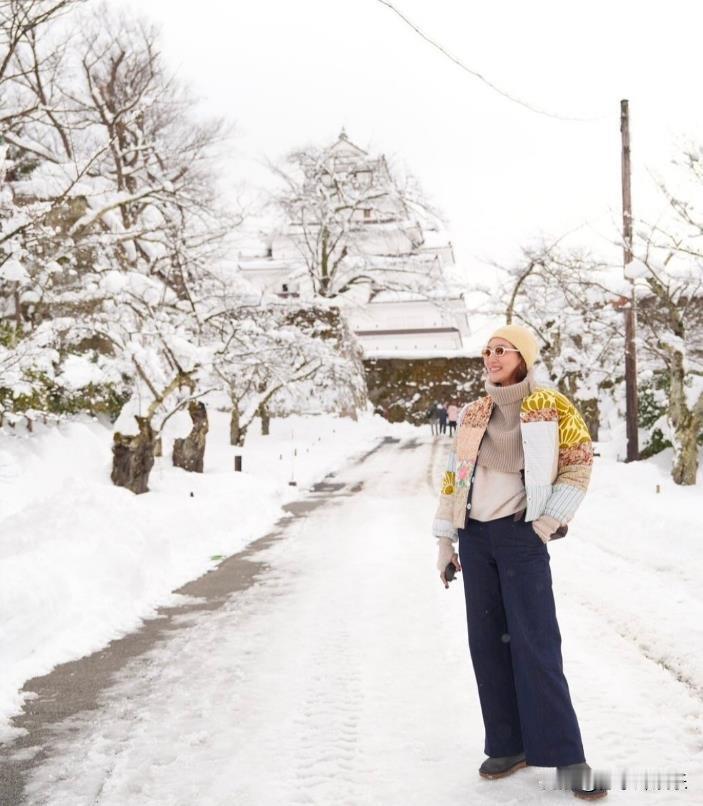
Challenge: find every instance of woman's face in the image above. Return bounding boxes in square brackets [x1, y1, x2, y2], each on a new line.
[484, 337, 523, 385]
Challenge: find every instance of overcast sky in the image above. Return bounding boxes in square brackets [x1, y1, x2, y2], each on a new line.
[116, 0, 703, 281]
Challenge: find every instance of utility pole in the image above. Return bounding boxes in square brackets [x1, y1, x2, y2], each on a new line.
[621, 99, 639, 462]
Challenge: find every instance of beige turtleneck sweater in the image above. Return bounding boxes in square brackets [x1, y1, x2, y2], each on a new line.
[469, 375, 529, 522]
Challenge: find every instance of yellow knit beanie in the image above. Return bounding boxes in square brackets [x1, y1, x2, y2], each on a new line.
[488, 324, 540, 370]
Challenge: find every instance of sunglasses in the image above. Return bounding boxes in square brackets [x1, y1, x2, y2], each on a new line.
[481, 346, 521, 359]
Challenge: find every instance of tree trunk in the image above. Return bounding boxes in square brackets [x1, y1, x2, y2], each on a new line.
[668, 350, 700, 485]
[13, 285, 22, 329]
[111, 415, 156, 494]
[579, 398, 599, 442]
[259, 402, 270, 435]
[320, 227, 330, 297]
[172, 401, 209, 473]
[671, 421, 700, 485]
[339, 401, 358, 420]
[230, 406, 247, 447]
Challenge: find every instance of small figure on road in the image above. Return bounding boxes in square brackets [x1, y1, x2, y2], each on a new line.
[437, 402, 448, 435]
[431, 324, 605, 800]
[447, 402, 459, 436]
[426, 402, 441, 436]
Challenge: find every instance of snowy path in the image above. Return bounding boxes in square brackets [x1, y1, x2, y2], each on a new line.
[7, 436, 702, 804]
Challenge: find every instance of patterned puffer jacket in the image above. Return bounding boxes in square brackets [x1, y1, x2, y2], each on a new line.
[432, 387, 593, 541]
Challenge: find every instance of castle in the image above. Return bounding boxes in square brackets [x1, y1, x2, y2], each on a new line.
[237, 131, 470, 357]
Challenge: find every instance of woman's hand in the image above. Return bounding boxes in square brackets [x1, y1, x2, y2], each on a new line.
[436, 537, 462, 588]
[532, 514, 563, 544]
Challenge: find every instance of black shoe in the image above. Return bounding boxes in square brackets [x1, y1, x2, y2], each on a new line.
[479, 751, 527, 779]
[557, 762, 608, 800]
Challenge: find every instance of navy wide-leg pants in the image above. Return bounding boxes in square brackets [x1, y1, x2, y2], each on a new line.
[458, 513, 586, 767]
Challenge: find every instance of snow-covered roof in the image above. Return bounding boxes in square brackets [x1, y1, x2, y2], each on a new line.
[237, 258, 291, 272]
[327, 129, 368, 157]
[368, 290, 464, 304]
[420, 230, 453, 250]
[363, 347, 478, 360]
[328, 129, 368, 157]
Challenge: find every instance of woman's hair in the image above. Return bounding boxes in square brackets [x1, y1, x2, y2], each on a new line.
[484, 359, 555, 394]
[509, 358, 528, 384]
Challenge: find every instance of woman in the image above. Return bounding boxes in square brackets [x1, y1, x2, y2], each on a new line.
[432, 324, 607, 801]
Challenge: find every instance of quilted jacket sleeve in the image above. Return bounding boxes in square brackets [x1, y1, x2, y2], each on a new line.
[541, 392, 594, 524]
[431, 404, 468, 542]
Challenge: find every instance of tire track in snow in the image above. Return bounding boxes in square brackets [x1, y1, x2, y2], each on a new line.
[555, 533, 703, 707]
[289, 622, 364, 804]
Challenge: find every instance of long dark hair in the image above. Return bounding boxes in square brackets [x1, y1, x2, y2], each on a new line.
[509, 357, 528, 384]
[488, 357, 528, 386]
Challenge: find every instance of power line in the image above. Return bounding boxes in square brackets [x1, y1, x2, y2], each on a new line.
[375, 0, 610, 123]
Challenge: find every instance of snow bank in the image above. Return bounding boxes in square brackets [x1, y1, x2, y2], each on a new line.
[0, 409, 415, 742]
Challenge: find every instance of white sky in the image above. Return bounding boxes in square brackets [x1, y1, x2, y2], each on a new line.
[117, 0, 703, 281]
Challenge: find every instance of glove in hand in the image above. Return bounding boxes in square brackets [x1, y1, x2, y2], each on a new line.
[532, 514, 563, 544]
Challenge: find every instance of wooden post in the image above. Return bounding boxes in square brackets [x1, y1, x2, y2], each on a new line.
[621, 99, 639, 462]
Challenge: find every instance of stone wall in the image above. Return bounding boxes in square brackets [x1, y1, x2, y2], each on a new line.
[363, 356, 485, 424]
[363, 357, 601, 440]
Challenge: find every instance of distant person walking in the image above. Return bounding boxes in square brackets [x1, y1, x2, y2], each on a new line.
[447, 403, 459, 436]
[426, 403, 440, 436]
[437, 403, 448, 435]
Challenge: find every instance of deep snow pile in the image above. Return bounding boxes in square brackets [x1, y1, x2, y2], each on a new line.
[0, 409, 416, 742]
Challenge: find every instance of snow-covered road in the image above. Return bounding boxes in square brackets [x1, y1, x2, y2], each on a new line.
[9, 435, 703, 804]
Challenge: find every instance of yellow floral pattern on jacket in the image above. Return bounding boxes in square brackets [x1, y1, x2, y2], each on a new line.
[521, 389, 591, 447]
[441, 470, 455, 496]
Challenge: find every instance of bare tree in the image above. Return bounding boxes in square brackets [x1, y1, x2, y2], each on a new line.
[486, 210, 702, 485]
[206, 302, 367, 446]
[268, 138, 446, 300]
[476, 238, 625, 437]
[0, 1, 243, 432]
[0, 0, 82, 90]
[62, 5, 238, 292]
[627, 222, 703, 485]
